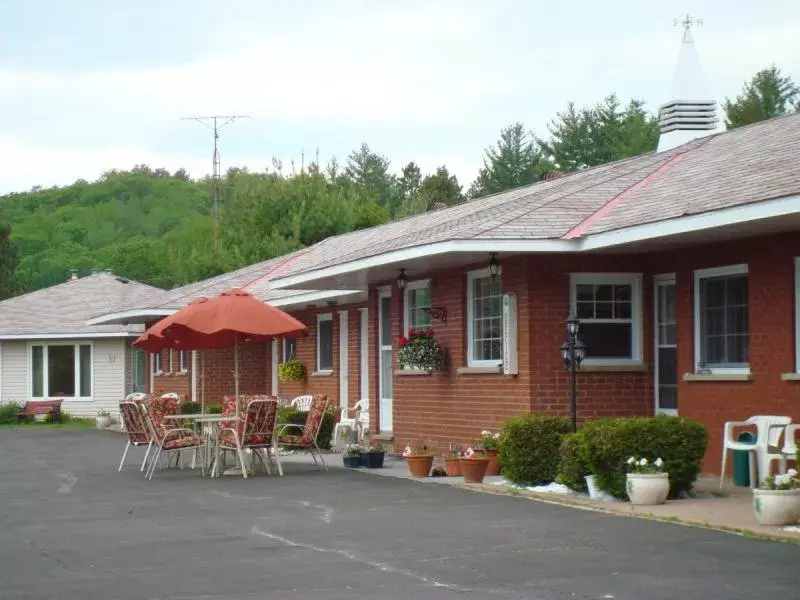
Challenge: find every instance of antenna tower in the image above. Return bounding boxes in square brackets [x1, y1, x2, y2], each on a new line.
[182, 114, 249, 247]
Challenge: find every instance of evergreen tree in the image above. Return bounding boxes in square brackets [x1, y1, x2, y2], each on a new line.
[724, 66, 800, 129]
[0, 224, 20, 300]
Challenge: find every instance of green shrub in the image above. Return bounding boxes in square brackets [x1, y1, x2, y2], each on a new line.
[499, 414, 572, 484]
[276, 405, 336, 450]
[180, 401, 203, 415]
[580, 415, 708, 499]
[557, 432, 590, 492]
[207, 404, 223, 414]
[0, 401, 22, 425]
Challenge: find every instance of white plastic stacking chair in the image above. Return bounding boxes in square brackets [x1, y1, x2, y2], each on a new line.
[720, 415, 791, 488]
[333, 399, 367, 445]
[781, 424, 800, 465]
[290, 395, 314, 412]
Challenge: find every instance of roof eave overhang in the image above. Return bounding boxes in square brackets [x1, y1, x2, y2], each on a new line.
[269, 194, 800, 290]
[87, 308, 177, 327]
[0, 332, 141, 341]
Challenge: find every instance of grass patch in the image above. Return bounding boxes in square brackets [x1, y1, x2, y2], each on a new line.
[0, 414, 95, 429]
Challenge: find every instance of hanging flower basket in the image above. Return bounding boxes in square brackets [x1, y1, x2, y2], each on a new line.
[278, 359, 306, 382]
[398, 328, 444, 372]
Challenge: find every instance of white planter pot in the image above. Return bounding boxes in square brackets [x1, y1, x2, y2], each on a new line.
[96, 416, 111, 429]
[752, 488, 800, 526]
[626, 473, 669, 505]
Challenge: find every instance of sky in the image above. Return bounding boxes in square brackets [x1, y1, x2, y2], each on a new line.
[0, 0, 798, 195]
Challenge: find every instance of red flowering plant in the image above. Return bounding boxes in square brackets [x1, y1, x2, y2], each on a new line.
[397, 328, 444, 372]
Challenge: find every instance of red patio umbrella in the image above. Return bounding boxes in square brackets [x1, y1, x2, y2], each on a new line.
[134, 289, 307, 413]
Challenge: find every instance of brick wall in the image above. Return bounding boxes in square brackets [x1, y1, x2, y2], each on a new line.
[152, 349, 193, 400]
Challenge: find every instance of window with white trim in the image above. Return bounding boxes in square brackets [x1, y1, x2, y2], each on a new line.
[316, 314, 334, 372]
[467, 268, 503, 366]
[283, 337, 297, 362]
[154, 351, 163, 374]
[694, 264, 749, 373]
[179, 350, 189, 372]
[795, 257, 800, 373]
[168, 350, 174, 373]
[30, 343, 92, 400]
[571, 273, 643, 364]
[404, 279, 431, 334]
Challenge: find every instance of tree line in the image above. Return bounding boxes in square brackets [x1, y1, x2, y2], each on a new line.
[0, 65, 797, 298]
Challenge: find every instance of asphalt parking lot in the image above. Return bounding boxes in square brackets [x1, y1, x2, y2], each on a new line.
[0, 429, 797, 600]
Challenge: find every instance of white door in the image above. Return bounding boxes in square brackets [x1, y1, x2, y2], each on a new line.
[378, 288, 393, 432]
[654, 276, 678, 415]
[359, 308, 369, 402]
[271, 339, 278, 396]
[339, 311, 349, 410]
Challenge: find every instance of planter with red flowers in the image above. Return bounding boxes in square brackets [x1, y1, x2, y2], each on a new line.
[398, 328, 444, 373]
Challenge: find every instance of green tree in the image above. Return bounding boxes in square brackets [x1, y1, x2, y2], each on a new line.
[344, 143, 400, 213]
[418, 166, 464, 210]
[468, 123, 551, 198]
[0, 225, 20, 300]
[724, 66, 800, 129]
[537, 94, 658, 172]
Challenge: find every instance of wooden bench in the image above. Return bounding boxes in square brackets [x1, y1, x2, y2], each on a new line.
[17, 400, 63, 423]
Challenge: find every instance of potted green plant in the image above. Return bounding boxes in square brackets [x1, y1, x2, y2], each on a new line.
[96, 409, 111, 429]
[403, 442, 435, 477]
[626, 456, 669, 505]
[343, 444, 362, 468]
[278, 359, 306, 382]
[753, 470, 800, 526]
[359, 443, 386, 469]
[397, 328, 444, 372]
[444, 443, 467, 476]
[459, 448, 490, 483]
[480, 429, 501, 476]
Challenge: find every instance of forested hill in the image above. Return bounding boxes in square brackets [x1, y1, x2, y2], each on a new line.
[1, 66, 793, 298]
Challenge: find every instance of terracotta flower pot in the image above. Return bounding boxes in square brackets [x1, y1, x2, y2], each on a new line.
[443, 457, 462, 477]
[483, 448, 501, 476]
[406, 455, 434, 477]
[459, 457, 490, 483]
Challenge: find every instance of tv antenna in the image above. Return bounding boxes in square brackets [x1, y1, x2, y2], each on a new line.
[182, 114, 249, 246]
[674, 14, 703, 31]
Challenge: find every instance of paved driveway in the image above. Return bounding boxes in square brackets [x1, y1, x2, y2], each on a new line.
[0, 430, 796, 600]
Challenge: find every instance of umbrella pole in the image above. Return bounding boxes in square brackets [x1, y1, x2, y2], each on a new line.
[201, 352, 205, 413]
[234, 335, 240, 418]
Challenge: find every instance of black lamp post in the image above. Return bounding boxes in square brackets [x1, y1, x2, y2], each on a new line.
[560, 316, 586, 433]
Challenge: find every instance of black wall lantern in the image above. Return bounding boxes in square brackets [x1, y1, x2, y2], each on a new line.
[560, 315, 587, 433]
[396, 268, 408, 289]
[488, 253, 501, 277]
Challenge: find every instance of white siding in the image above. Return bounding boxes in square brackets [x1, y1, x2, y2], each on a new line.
[0, 341, 29, 404]
[0, 338, 128, 418]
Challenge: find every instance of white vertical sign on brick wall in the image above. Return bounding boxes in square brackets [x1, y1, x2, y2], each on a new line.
[502, 293, 518, 375]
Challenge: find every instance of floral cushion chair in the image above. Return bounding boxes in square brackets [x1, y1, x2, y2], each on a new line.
[118, 400, 154, 472]
[141, 394, 204, 480]
[217, 396, 282, 478]
[277, 395, 330, 471]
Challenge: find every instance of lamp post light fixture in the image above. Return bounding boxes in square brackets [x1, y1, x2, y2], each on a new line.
[560, 315, 587, 433]
[397, 269, 408, 290]
[487, 253, 501, 278]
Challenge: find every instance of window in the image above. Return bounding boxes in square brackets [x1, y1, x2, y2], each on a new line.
[179, 350, 189, 373]
[795, 257, 800, 373]
[30, 343, 92, 400]
[404, 279, 431, 335]
[283, 338, 297, 362]
[154, 351, 163, 374]
[570, 273, 643, 365]
[694, 264, 749, 373]
[467, 268, 503, 366]
[316, 314, 334, 372]
[168, 350, 174, 373]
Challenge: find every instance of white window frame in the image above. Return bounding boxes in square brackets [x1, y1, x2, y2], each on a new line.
[179, 350, 188, 373]
[316, 313, 334, 373]
[282, 337, 297, 363]
[570, 273, 644, 367]
[466, 267, 503, 367]
[153, 351, 163, 375]
[168, 349, 174, 374]
[795, 257, 800, 374]
[693, 263, 750, 375]
[28, 342, 93, 401]
[403, 278, 432, 336]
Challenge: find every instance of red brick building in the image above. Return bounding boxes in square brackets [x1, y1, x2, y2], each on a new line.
[90, 31, 800, 476]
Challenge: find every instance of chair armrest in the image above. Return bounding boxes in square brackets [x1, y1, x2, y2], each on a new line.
[162, 427, 197, 441]
[723, 420, 752, 442]
[276, 423, 307, 436]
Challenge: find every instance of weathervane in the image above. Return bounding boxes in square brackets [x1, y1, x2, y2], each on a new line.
[674, 14, 703, 31]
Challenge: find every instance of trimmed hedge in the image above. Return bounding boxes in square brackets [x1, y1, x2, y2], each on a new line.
[499, 414, 572, 484]
[276, 406, 336, 450]
[557, 433, 589, 492]
[579, 415, 708, 499]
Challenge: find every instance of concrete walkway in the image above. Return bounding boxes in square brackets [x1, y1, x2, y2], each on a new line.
[311, 451, 800, 542]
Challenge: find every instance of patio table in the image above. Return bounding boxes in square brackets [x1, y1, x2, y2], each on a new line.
[164, 414, 229, 477]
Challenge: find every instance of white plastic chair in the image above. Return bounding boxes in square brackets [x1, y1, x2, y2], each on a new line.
[290, 395, 314, 412]
[333, 399, 368, 445]
[781, 424, 800, 463]
[720, 415, 791, 488]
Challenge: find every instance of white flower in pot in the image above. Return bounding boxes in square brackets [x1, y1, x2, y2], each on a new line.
[96, 410, 111, 429]
[625, 456, 669, 505]
[752, 470, 800, 526]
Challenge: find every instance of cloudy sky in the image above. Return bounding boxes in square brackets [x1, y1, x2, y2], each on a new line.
[1, 0, 798, 194]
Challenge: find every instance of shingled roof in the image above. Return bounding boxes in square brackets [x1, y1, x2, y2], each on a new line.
[0, 272, 161, 338]
[274, 112, 800, 280]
